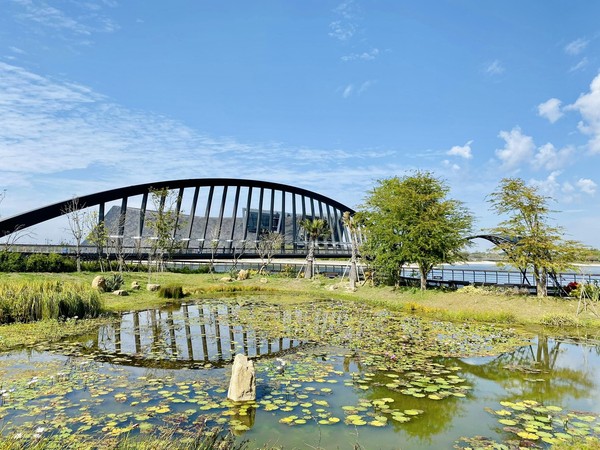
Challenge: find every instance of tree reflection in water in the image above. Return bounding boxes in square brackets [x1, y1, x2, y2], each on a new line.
[453, 334, 596, 405]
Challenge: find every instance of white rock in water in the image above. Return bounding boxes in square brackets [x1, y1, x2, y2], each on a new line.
[227, 354, 256, 401]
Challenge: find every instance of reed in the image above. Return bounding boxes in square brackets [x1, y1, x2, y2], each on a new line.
[0, 280, 103, 324]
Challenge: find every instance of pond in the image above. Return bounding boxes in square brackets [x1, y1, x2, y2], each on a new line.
[1, 300, 599, 449]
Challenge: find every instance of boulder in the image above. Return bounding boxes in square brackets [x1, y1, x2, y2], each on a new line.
[147, 283, 161, 291]
[92, 276, 106, 292]
[131, 281, 141, 290]
[113, 290, 129, 296]
[227, 354, 256, 401]
[237, 269, 249, 281]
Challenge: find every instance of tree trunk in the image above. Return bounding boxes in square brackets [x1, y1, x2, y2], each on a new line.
[419, 266, 428, 290]
[305, 240, 315, 279]
[535, 268, 548, 297]
[349, 260, 357, 289]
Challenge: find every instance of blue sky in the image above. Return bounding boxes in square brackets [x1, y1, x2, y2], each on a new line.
[1, 1, 600, 247]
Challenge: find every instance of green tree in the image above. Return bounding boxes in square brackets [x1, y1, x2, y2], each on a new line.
[488, 178, 587, 297]
[358, 172, 473, 290]
[299, 218, 330, 279]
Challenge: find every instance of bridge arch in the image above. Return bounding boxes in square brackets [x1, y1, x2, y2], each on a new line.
[0, 178, 355, 256]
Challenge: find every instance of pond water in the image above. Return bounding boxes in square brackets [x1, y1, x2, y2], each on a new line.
[1, 301, 600, 449]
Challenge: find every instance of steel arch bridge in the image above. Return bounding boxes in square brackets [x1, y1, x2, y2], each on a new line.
[0, 178, 356, 258]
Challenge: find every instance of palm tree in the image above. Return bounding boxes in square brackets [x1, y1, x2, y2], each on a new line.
[342, 211, 359, 289]
[299, 218, 330, 279]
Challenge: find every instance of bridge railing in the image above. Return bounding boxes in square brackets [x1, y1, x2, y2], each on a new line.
[401, 267, 600, 288]
[4, 242, 353, 258]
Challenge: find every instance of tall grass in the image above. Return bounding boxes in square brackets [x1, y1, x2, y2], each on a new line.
[0, 280, 103, 324]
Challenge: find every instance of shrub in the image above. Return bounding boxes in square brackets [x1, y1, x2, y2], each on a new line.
[0, 251, 26, 272]
[104, 273, 124, 292]
[167, 265, 210, 274]
[158, 284, 184, 299]
[540, 313, 579, 328]
[280, 264, 297, 278]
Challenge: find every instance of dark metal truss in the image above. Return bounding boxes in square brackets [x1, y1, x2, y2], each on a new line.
[0, 178, 355, 254]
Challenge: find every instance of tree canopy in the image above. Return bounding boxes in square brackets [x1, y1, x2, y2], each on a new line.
[358, 172, 473, 290]
[488, 177, 587, 297]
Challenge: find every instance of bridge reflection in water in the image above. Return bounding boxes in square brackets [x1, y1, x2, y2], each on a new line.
[92, 303, 306, 368]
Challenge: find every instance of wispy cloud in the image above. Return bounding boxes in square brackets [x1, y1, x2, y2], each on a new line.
[564, 38, 589, 56]
[328, 0, 360, 41]
[0, 62, 397, 216]
[11, 0, 119, 38]
[339, 80, 376, 98]
[485, 60, 505, 76]
[569, 57, 589, 72]
[341, 48, 379, 62]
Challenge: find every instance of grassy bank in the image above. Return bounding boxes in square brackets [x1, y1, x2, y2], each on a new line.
[1, 269, 599, 352]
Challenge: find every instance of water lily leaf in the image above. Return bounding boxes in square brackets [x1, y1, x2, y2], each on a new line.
[517, 431, 539, 440]
[498, 419, 517, 426]
[369, 420, 386, 427]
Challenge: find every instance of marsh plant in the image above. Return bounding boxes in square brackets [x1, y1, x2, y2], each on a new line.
[104, 273, 124, 292]
[157, 284, 184, 299]
[0, 280, 103, 324]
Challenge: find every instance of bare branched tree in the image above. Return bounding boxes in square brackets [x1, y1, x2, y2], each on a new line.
[85, 212, 109, 272]
[146, 188, 185, 272]
[62, 197, 89, 272]
[256, 231, 283, 275]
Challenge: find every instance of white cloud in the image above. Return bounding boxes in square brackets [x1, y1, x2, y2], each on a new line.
[567, 73, 600, 153]
[357, 80, 375, 94]
[495, 127, 535, 169]
[342, 84, 354, 98]
[485, 60, 505, 76]
[529, 171, 573, 201]
[341, 48, 379, 61]
[329, 20, 355, 41]
[565, 38, 589, 56]
[577, 178, 597, 195]
[329, 0, 359, 41]
[442, 160, 461, 172]
[11, 0, 119, 37]
[8, 46, 26, 54]
[447, 140, 473, 159]
[532, 143, 574, 171]
[339, 80, 375, 98]
[537, 98, 563, 123]
[569, 57, 589, 73]
[0, 62, 400, 219]
[530, 173, 596, 203]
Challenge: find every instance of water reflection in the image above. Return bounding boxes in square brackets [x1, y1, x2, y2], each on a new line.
[3, 300, 600, 449]
[454, 334, 597, 406]
[87, 303, 307, 368]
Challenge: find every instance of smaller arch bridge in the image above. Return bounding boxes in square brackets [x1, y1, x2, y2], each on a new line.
[0, 178, 355, 258]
